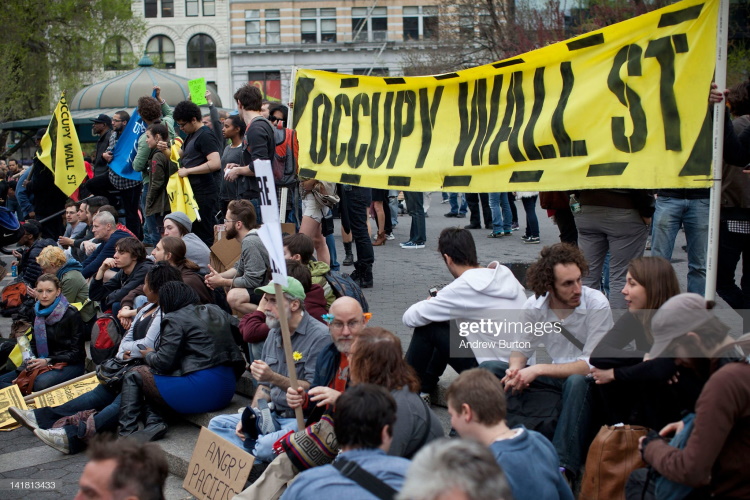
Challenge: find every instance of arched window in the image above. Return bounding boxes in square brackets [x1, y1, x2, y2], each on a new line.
[104, 37, 134, 70]
[146, 35, 176, 69]
[187, 34, 217, 68]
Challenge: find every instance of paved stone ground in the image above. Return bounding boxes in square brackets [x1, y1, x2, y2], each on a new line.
[0, 192, 742, 499]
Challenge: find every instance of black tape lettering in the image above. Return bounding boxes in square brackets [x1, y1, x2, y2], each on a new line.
[310, 93, 332, 163]
[387, 90, 416, 169]
[416, 86, 444, 169]
[552, 62, 575, 157]
[454, 81, 476, 166]
[292, 77, 315, 129]
[488, 74, 515, 164]
[607, 44, 647, 153]
[679, 108, 712, 176]
[471, 78, 489, 165]
[645, 36, 684, 151]
[367, 92, 394, 168]
[348, 93, 370, 168]
[523, 67, 546, 160]
[329, 94, 351, 166]
[481, 75, 504, 160]
[508, 72, 528, 162]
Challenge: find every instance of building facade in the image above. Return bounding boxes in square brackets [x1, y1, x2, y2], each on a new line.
[229, 1, 442, 103]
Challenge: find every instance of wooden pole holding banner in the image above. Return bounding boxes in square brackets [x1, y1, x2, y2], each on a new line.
[288, 67, 297, 130]
[23, 372, 97, 404]
[705, 0, 731, 301]
[273, 284, 306, 430]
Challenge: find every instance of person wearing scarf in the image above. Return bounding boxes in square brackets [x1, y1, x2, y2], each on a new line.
[36, 246, 96, 330]
[0, 274, 85, 391]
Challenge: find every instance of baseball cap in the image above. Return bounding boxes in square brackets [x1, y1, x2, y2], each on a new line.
[255, 277, 306, 301]
[649, 293, 717, 358]
[90, 114, 112, 127]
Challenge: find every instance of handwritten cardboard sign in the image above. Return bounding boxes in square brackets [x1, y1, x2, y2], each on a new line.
[183, 427, 254, 500]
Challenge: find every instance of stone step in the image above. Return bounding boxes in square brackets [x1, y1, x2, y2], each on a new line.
[159, 420, 202, 479]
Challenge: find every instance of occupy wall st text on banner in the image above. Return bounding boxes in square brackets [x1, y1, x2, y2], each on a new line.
[293, 0, 718, 193]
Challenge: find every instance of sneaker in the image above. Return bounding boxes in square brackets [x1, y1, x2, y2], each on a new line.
[487, 232, 508, 238]
[401, 241, 425, 249]
[34, 428, 70, 454]
[521, 235, 530, 241]
[523, 236, 540, 244]
[419, 393, 431, 405]
[9, 407, 38, 431]
[400, 241, 413, 247]
[386, 233, 395, 240]
[256, 400, 278, 436]
[440, 199, 449, 204]
[511, 223, 519, 231]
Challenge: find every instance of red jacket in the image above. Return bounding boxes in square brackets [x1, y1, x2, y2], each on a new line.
[240, 284, 329, 343]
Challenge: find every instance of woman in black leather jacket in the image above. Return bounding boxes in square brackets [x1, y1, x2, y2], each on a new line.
[118, 281, 245, 440]
[0, 274, 85, 391]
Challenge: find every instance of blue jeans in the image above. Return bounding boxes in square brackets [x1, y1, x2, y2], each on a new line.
[448, 193, 468, 215]
[405, 191, 426, 244]
[388, 190, 399, 226]
[207, 412, 298, 463]
[34, 384, 120, 454]
[651, 196, 709, 295]
[0, 363, 85, 391]
[520, 196, 539, 237]
[489, 193, 512, 233]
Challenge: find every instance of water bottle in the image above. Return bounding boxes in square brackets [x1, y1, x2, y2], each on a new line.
[16, 334, 35, 361]
[11, 265, 17, 277]
[569, 194, 582, 214]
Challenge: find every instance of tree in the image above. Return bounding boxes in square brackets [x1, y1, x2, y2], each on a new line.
[0, 0, 144, 157]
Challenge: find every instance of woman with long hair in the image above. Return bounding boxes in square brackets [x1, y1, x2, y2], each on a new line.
[0, 274, 85, 391]
[219, 114, 246, 216]
[118, 282, 245, 438]
[590, 256, 701, 429]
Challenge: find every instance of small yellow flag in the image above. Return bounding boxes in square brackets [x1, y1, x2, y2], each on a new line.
[166, 139, 201, 221]
[36, 91, 87, 197]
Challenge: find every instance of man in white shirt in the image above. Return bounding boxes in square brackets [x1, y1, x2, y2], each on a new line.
[483, 243, 612, 484]
[404, 228, 527, 398]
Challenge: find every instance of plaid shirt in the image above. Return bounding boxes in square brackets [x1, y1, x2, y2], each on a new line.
[107, 130, 141, 190]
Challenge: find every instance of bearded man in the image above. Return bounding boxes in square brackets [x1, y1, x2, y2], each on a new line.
[206, 276, 331, 461]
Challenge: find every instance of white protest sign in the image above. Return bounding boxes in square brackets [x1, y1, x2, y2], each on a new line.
[254, 159, 288, 286]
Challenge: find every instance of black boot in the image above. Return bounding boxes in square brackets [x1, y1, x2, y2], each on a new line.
[118, 371, 145, 437]
[130, 404, 167, 443]
[342, 242, 354, 266]
[357, 263, 373, 289]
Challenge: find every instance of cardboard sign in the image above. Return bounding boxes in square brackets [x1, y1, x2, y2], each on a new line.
[0, 385, 27, 429]
[32, 373, 100, 408]
[183, 427, 253, 500]
[189, 78, 209, 105]
[254, 159, 288, 286]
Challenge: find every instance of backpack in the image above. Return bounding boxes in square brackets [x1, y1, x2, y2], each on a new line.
[272, 127, 299, 187]
[324, 271, 369, 313]
[1, 282, 27, 310]
[91, 313, 125, 365]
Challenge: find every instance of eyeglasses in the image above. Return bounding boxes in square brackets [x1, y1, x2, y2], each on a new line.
[269, 116, 280, 122]
[112, 118, 122, 123]
[224, 218, 239, 224]
[330, 320, 362, 332]
[176, 121, 189, 130]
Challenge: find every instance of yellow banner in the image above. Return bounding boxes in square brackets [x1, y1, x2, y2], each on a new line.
[0, 385, 27, 429]
[37, 91, 88, 197]
[32, 373, 100, 408]
[293, 0, 718, 192]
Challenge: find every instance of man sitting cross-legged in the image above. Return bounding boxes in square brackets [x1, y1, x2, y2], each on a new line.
[481, 243, 613, 484]
[207, 277, 330, 462]
[447, 368, 573, 500]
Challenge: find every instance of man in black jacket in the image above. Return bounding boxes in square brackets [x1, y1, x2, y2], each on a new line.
[10, 220, 56, 287]
[89, 237, 152, 315]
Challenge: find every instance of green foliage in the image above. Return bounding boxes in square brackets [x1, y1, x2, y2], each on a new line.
[0, 0, 145, 123]
[728, 42, 750, 88]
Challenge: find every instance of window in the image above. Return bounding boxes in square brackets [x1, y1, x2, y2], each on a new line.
[352, 7, 387, 42]
[146, 35, 175, 69]
[301, 8, 337, 44]
[186, 0, 198, 16]
[203, 0, 215, 16]
[145, 0, 157, 17]
[104, 37, 134, 70]
[353, 67, 389, 76]
[403, 6, 438, 41]
[187, 34, 216, 68]
[248, 71, 281, 100]
[245, 10, 260, 45]
[266, 9, 280, 45]
[459, 13, 474, 37]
